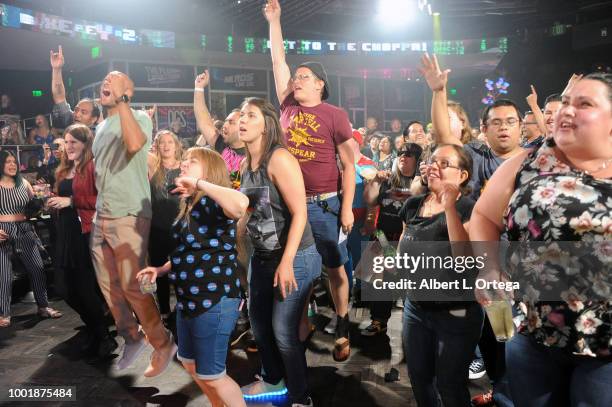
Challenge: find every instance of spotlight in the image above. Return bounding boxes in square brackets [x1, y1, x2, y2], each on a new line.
[377, 0, 415, 26]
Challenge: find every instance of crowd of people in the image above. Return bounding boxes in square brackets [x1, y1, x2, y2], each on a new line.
[0, 0, 610, 406]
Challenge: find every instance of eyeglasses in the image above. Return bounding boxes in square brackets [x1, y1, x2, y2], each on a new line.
[292, 74, 314, 82]
[523, 121, 538, 125]
[488, 118, 519, 128]
[427, 158, 461, 170]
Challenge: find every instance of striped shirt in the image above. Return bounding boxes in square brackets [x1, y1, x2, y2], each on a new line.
[0, 182, 29, 215]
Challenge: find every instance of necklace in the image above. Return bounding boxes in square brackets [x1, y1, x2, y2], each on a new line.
[564, 155, 612, 176]
[583, 157, 612, 175]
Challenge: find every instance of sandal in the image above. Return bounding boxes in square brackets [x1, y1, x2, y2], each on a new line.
[0, 316, 10, 328]
[38, 307, 63, 319]
[333, 337, 351, 362]
[333, 315, 351, 362]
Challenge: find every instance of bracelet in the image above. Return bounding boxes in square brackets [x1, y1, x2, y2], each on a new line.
[194, 88, 205, 92]
[196, 178, 205, 189]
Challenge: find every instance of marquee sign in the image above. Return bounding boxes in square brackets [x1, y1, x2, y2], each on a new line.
[0, 3, 175, 48]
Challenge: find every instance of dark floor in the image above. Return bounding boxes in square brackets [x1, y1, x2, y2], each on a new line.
[0, 296, 491, 406]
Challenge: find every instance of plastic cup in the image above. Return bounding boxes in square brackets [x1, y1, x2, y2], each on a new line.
[485, 300, 515, 342]
[139, 278, 157, 295]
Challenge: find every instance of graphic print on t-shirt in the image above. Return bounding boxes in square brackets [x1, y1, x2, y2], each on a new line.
[242, 186, 281, 251]
[286, 112, 324, 162]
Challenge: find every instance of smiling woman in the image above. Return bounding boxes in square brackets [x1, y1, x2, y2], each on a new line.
[0, 150, 62, 328]
[469, 73, 612, 406]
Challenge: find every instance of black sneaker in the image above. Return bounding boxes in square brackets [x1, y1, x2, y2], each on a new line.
[468, 358, 486, 380]
[360, 320, 387, 337]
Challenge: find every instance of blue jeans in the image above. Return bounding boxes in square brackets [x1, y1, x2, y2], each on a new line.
[249, 244, 322, 404]
[176, 297, 241, 379]
[307, 196, 348, 268]
[506, 333, 612, 407]
[403, 301, 484, 407]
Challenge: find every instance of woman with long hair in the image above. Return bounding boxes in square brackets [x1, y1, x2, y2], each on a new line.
[147, 130, 183, 322]
[361, 143, 422, 336]
[0, 150, 62, 327]
[237, 97, 321, 406]
[375, 135, 396, 171]
[138, 147, 248, 407]
[47, 123, 115, 358]
[470, 73, 612, 406]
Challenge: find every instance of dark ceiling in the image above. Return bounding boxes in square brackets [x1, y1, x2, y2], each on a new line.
[4, 0, 612, 41]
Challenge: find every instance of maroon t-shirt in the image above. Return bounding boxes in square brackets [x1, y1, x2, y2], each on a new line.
[280, 93, 353, 195]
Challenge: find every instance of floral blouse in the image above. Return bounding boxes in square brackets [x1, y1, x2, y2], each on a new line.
[504, 140, 611, 357]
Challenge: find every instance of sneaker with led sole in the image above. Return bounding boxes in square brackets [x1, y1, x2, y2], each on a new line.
[241, 375, 287, 400]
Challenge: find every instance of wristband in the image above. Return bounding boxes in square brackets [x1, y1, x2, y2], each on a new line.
[196, 178, 205, 189]
[194, 88, 205, 92]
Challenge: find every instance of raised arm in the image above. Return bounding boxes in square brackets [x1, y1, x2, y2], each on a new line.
[264, 0, 292, 104]
[173, 176, 249, 220]
[419, 53, 462, 146]
[108, 74, 148, 155]
[526, 85, 547, 136]
[193, 71, 219, 147]
[50, 46, 66, 104]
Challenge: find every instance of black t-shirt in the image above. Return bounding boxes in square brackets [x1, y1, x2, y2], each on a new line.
[214, 137, 246, 157]
[398, 194, 476, 307]
[377, 178, 413, 241]
[169, 195, 241, 318]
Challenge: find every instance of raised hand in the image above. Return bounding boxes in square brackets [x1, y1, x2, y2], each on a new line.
[440, 182, 460, 211]
[419, 53, 450, 92]
[563, 73, 583, 95]
[263, 0, 281, 22]
[107, 73, 129, 100]
[195, 70, 210, 89]
[50, 46, 64, 69]
[526, 85, 538, 108]
[146, 104, 157, 119]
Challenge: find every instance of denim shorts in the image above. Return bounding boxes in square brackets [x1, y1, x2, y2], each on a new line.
[307, 195, 349, 268]
[176, 296, 241, 379]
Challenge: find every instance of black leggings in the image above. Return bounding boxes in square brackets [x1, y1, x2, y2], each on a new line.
[148, 227, 173, 315]
[62, 233, 109, 337]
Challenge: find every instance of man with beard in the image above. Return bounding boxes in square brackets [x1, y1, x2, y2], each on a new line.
[193, 70, 246, 174]
[90, 71, 176, 377]
[50, 46, 100, 130]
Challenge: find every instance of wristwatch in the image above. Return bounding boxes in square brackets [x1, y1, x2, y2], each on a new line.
[116, 94, 130, 104]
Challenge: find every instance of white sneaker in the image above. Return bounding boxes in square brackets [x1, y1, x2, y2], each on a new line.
[323, 316, 337, 335]
[292, 396, 314, 407]
[116, 336, 147, 370]
[143, 334, 178, 377]
[241, 375, 287, 400]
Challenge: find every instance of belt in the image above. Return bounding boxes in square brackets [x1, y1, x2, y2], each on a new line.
[306, 191, 338, 203]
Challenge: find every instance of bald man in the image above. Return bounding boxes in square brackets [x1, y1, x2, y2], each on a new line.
[90, 71, 176, 377]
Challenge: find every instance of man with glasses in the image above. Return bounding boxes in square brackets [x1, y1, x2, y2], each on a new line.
[431, 98, 523, 200]
[521, 111, 544, 148]
[265, 0, 355, 365]
[50, 46, 100, 130]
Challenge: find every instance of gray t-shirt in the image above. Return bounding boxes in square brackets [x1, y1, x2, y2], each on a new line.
[92, 109, 153, 218]
[463, 143, 504, 200]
